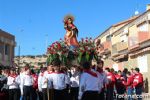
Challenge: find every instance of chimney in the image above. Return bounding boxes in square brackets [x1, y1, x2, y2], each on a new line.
[146, 4, 150, 11]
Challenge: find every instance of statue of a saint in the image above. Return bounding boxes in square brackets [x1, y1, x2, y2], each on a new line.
[64, 15, 79, 49]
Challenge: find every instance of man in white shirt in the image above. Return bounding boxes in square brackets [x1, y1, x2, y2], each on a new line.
[78, 62, 100, 100]
[96, 60, 108, 100]
[21, 68, 34, 100]
[70, 66, 80, 100]
[7, 68, 20, 100]
[50, 60, 70, 100]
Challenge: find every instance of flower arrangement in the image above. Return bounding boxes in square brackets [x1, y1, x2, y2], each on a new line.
[47, 37, 98, 67]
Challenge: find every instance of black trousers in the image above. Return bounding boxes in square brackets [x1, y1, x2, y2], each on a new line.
[106, 86, 114, 100]
[81, 91, 99, 100]
[42, 88, 47, 100]
[53, 89, 67, 100]
[99, 88, 105, 100]
[70, 87, 79, 100]
[9, 89, 20, 100]
[23, 86, 33, 100]
[38, 91, 43, 100]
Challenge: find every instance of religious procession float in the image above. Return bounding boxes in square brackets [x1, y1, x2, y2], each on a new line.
[46, 15, 102, 67]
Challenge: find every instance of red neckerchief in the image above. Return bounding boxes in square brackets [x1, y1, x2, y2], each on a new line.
[84, 69, 97, 77]
[48, 71, 53, 74]
[26, 73, 31, 76]
[9, 74, 17, 78]
[97, 68, 103, 73]
[52, 71, 64, 74]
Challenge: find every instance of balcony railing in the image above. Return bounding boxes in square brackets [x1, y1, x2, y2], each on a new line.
[117, 42, 128, 52]
[111, 44, 119, 56]
[128, 31, 150, 50]
[99, 41, 111, 54]
[138, 31, 150, 43]
[111, 42, 128, 56]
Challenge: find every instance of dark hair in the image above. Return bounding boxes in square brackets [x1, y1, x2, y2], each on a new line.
[82, 62, 91, 69]
[10, 68, 16, 71]
[51, 60, 61, 67]
[118, 70, 122, 73]
[127, 71, 131, 75]
[31, 69, 35, 74]
[97, 60, 104, 66]
[135, 67, 140, 72]
[110, 68, 114, 72]
[105, 68, 110, 72]
[123, 68, 128, 73]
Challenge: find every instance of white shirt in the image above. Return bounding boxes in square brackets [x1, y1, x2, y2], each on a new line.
[78, 71, 101, 100]
[38, 72, 43, 91]
[70, 72, 80, 87]
[97, 71, 108, 92]
[41, 71, 53, 89]
[22, 74, 33, 86]
[7, 75, 19, 89]
[51, 72, 70, 90]
[20, 72, 25, 95]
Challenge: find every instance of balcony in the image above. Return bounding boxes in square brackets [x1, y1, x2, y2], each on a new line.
[99, 41, 111, 54]
[138, 31, 150, 43]
[117, 42, 128, 52]
[128, 31, 150, 51]
[111, 42, 128, 57]
[111, 44, 119, 57]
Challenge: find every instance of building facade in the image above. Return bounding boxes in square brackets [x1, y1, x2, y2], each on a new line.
[96, 5, 150, 93]
[14, 55, 47, 68]
[0, 29, 16, 67]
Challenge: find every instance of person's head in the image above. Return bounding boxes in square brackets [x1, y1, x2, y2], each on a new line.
[31, 69, 35, 74]
[123, 68, 128, 74]
[26, 69, 31, 74]
[126, 71, 131, 77]
[51, 60, 61, 67]
[60, 66, 68, 73]
[10, 68, 15, 75]
[118, 70, 122, 75]
[67, 18, 73, 24]
[53, 66, 60, 72]
[24, 66, 30, 72]
[105, 68, 110, 73]
[47, 65, 53, 72]
[97, 60, 104, 69]
[82, 62, 91, 70]
[134, 67, 140, 74]
[40, 67, 46, 73]
[110, 68, 115, 73]
[51, 60, 61, 72]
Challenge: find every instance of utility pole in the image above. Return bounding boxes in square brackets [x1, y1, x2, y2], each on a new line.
[18, 45, 20, 68]
[45, 34, 48, 67]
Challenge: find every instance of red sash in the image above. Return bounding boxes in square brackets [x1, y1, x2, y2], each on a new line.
[52, 72, 64, 74]
[97, 69, 103, 74]
[84, 69, 97, 77]
[9, 74, 17, 78]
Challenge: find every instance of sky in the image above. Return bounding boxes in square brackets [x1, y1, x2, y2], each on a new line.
[0, 0, 149, 56]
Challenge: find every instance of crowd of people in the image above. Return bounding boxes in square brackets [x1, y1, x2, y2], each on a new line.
[0, 60, 144, 100]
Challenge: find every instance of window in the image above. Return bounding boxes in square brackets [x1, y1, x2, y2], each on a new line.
[0, 45, 4, 54]
[138, 55, 148, 72]
[120, 35, 128, 42]
[138, 23, 148, 31]
[5, 45, 9, 55]
[106, 35, 111, 41]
